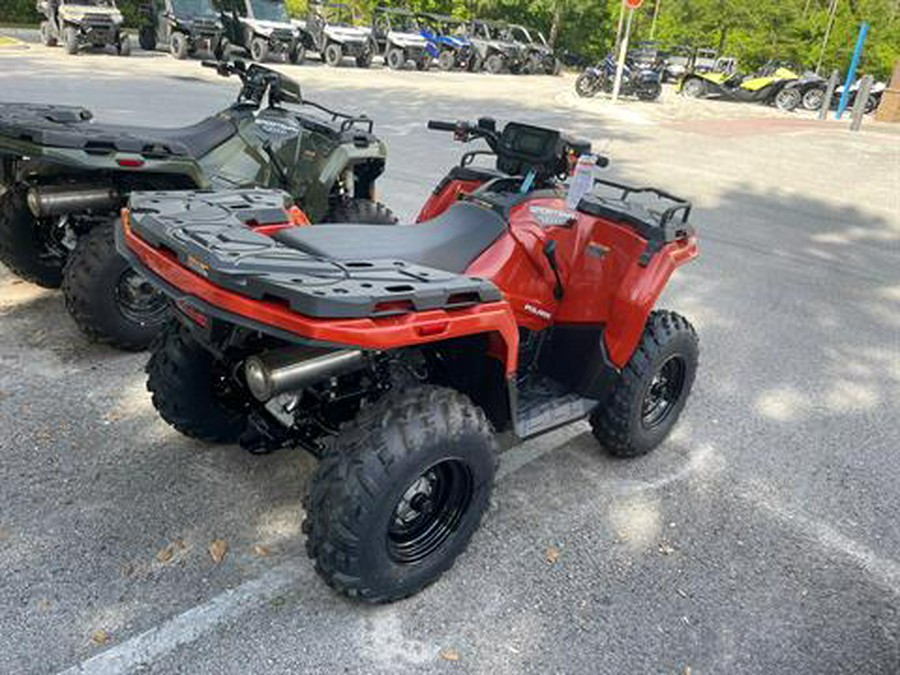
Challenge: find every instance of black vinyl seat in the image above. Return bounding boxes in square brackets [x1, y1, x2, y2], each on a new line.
[273, 201, 507, 273]
[93, 115, 238, 158]
[0, 103, 237, 158]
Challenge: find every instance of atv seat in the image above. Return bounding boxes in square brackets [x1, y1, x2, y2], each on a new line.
[273, 201, 507, 274]
[85, 115, 238, 158]
[0, 103, 236, 159]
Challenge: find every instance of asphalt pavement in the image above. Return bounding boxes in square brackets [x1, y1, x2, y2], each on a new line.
[0, 43, 898, 675]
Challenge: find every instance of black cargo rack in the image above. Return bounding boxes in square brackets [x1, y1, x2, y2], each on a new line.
[577, 178, 694, 245]
[126, 189, 501, 320]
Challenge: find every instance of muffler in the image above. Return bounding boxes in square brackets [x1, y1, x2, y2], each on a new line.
[244, 346, 366, 402]
[27, 185, 120, 217]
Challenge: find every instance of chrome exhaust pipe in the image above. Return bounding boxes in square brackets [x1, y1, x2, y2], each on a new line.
[27, 185, 120, 217]
[244, 347, 366, 402]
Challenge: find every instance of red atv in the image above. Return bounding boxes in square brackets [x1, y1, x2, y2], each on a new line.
[118, 118, 699, 602]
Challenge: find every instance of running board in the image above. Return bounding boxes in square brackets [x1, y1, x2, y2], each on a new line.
[513, 378, 599, 439]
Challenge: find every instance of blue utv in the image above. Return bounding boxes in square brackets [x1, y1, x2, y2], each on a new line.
[416, 13, 474, 71]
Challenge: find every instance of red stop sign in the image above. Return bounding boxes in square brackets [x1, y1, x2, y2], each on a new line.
[626, 0, 644, 7]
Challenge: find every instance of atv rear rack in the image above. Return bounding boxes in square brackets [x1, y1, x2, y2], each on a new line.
[123, 189, 501, 320]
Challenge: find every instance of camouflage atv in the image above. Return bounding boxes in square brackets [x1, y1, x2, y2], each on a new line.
[0, 61, 395, 351]
[37, 0, 131, 56]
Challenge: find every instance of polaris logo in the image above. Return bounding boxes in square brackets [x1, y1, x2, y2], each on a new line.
[524, 303, 552, 320]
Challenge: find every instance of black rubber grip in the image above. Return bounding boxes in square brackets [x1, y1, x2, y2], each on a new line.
[427, 120, 457, 131]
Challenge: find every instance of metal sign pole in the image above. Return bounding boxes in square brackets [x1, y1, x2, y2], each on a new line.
[612, 7, 634, 102]
[650, 0, 661, 40]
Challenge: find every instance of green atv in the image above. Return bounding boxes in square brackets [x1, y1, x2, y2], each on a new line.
[0, 60, 395, 351]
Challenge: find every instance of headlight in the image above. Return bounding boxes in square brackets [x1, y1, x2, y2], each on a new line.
[111, 12, 123, 24]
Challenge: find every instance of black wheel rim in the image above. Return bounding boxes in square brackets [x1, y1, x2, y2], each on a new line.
[387, 459, 474, 565]
[640, 355, 687, 429]
[115, 269, 169, 325]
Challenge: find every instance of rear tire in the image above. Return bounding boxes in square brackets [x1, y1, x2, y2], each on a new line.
[40, 21, 57, 47]
[637, 82, 662, 101]
[0, 186, 66, 288]
[589, 310, 698, 458]
[117, 34, 131, 57]
[323, 198, 397, 225]
[146, 322, 249, 443]
[304, 386, 497, 602]
[386, 48, 405, 70]
[324, 42, 342, 67]
[64, 26, 79, 55]
[681, 77, 706, 98]
[289, 45, 305, 64]
[485, 53, 504, 74]
[170, 32, 188, 59]
[415, 55, 430, 71]
[250, 36, 269, 63]
[138, 26, 156, 51]
[437, 50, 455, 71]
[62, 225, 169, 351]
[355, 50, 373, 68]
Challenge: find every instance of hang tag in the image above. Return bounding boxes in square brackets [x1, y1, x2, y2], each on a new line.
[566, 154, 597, 209]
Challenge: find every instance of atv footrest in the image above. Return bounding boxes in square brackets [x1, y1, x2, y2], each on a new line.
[514, 377, 598, 439]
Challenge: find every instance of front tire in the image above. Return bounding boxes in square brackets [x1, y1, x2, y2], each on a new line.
[146, 323, 249, 443]
[170, 32, 188, 59]
[0, 186, 66, 288]
[62, 225, 169, 351]
[117, 34, 131, 57]
[323, 198, 397, 225]
[775, 87, 801, 112]
[304, 386, 497, 602]
[802, 87, 825, 111]
[250, 36, 269, 63]
[64, 26, 79, 55]
[485, 53, 504, 74]
[575, 72, 598, 98]
[589, 310, 698, 458]
[289, 45, 305, 64]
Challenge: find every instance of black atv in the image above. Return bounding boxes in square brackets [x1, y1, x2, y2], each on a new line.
[0, 61, 395, 351]
[219, 0, 302, 63]
[293, 2, 375, 68]
[467, 19, 524, 74]
[138, 0, 227, 60]
[37, 0, 131, 56]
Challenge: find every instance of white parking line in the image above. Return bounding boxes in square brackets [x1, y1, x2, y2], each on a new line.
[57, 561, 308, 675]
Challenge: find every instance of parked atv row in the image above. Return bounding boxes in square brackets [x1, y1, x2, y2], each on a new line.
[133, 0, 562, 73]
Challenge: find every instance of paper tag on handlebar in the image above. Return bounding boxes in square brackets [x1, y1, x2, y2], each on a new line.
[566, 154, 598, 209]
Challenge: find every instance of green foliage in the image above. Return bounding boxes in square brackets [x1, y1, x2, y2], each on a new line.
[1, 0, 897, 78]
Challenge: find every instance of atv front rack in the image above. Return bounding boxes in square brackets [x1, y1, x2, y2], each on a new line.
[577, 178, 694, 246]
[123, 189, 501, 320]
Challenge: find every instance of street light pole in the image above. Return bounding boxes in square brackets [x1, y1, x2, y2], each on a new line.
[612, 6, 634, 102]
[816, 0, 840, 75]
[650, 0, 661, 40]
